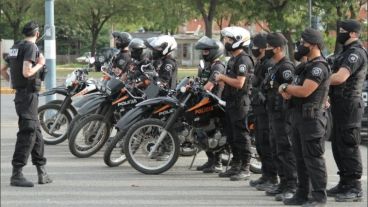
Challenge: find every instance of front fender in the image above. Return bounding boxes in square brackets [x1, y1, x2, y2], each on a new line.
[77, 95, 107, 115]
[115, 106, 149, 132]
[40, 86, 68, 96]
[136, 96, 179, 107]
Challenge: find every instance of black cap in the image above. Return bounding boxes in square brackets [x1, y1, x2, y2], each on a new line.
[267, 32, 287, 47]
[340, 19, 361, 33]
[252, 33, 267, 48]
[22, 21, 39, 36]
[301, 28, 324, 47]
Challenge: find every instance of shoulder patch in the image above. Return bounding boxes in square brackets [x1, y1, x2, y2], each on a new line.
[282, 70, 292, 80]
[118, 59, 126, 65]
[164, 64, 173, 71]
[348, 53, 359, 63]
[238, 64, 247, 73]
[311, 67, 322, 76]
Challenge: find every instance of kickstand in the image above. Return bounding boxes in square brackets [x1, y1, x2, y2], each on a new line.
[189, 148, 200, 169]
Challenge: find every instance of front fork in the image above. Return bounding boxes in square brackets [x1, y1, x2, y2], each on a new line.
[49, 96, 72, 133]
[148, 94, 191, 158]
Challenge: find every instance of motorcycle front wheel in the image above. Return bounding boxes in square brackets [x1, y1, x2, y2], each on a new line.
[124, 118, 180, 174]
[104, 130, 127, 167]
[68, 114, 111, 158]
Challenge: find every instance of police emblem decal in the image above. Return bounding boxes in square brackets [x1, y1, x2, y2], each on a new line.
[282, 70, 292, 80]
[239, 64, 247, 73]
[311, 67, 322, 76]
[348, 54, 359, 63]
[165, 64, 173, 71]
[118, 59, 125, 65]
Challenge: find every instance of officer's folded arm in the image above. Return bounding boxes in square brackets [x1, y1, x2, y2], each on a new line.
[218, 74, 245, 89]
[330, 67, 351, 85]
[22, 60, 43, 78]
[283, 79, 319, 98]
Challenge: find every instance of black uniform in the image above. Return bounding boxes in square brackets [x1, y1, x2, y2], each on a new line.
[263, 57, 297, 189]
[251, 57, 277, 180]
[7, 40, 47, 169]
[290, 56, 330, 202]
[222, 51, 253, 169]
[113, 50, 131, 74]
[198, 61, 225, 97]
[329, 40, 367, 186]
[157, 57, 177, 89]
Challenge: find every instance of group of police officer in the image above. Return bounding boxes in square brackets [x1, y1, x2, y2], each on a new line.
[1, 19, 367, 207]
[194, 19, 367, 207]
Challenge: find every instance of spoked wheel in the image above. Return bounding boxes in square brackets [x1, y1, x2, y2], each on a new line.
[104, 130, 127, 167]
[68, 114, 111, 158]
[124, 118, 180, 174]
[38, 104, 72, 145]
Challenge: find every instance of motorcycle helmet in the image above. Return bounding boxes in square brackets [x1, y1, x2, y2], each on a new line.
[144, 35, 177, 59]
[112, 31, 132, 49]
[194, 36, 224, 62]
[220, 26, 251, 51]
[128, 38, 146, 61]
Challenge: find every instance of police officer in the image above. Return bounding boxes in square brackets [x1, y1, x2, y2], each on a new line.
[0, 21, 52, 187]
[144, 35, 178, 89]
[280, 28, 329, 207]
[111, 31, 132, 78]
[328, 19, 367, 202]
[214, 26, 254, 181]
[249, 33, 278, 190]
[194, 36, 226, 173]
[263, 33, 297, 201]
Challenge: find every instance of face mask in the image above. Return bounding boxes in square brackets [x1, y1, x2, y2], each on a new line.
[264, 49, 274, 59]
[294, 51, 303, 62]
[297, 45, 310, 57]
[251, 49, 261, 58]
[202, 54, 210, 62]
[152, 50, 162, 60]
[115, 42, 123, 49]
[337, 32, 350, 44]
[225, 43, 235, 51]
[131, 49, 143, 60]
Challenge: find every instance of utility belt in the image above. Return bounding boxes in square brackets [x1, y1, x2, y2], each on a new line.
[330, 88, 361, 99]
[293, 102, 325, 119]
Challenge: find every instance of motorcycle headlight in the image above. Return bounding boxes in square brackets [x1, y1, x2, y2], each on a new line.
[65, 72, 77, 87]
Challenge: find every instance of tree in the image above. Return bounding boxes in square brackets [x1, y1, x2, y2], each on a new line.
[191, 0, 219, 38]
[0, 0, 33, 40]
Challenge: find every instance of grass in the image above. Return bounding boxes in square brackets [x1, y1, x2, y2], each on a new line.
[56, 66, 198, 80]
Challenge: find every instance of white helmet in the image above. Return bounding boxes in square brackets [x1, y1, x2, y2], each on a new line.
[220, 26, 251, 50]
[146, 35, 177, 56]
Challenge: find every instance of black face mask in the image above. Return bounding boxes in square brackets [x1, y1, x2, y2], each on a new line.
[202, 54, 210, 62]
[251, 49, 261, 58]
[294, 51, 303, 62]
[131, 49, 143, 61]
[264, 49, 274, 59]
[337, 32, 350, 44]
[297, 45, 310, 57]
[225, 43, 235, 51]
[115, 42, 123, 49]
[152, 50, 162, 60]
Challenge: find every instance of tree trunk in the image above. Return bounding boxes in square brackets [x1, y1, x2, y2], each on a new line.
[283, 30, 295, 62]
[91, 32, 98, 57]
[204, 19, 212, 38]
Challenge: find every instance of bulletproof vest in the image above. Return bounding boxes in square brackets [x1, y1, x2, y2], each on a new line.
[223, 52, 254, 103]
[292, 57, 331, 109]
[7, 40, 41, 91]
[159, 57, 177, 89]
[199, 61, 225, 96]
[330, 41, 368, 98]
[263, 58, 294, 112]
[251, 58, 271, 106]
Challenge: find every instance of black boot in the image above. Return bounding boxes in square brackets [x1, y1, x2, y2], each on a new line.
[256, 176, 278, 191]
[265, 179, 286, 196]
[219, 160, 240, 178]
[203, 154, 223, 173]
[36, 165, 52, 184]
[196, 161, 213, 171]
[327, 182, 345, 197]
[230, 161, 250, 181]
[249, 176, 267, 187]
[335, 180, 363, 202]
[10, 167, 34, 187]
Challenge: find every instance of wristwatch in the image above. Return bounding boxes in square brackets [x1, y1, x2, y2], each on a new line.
[281, 83, 288, 92]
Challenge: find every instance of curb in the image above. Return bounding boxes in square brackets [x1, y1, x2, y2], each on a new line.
[0, 87, 45, 94]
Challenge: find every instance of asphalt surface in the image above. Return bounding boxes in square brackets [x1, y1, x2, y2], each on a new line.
[1, 94, 367, 207]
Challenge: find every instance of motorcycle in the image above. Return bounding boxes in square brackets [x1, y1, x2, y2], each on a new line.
[38, 59, 98, 145]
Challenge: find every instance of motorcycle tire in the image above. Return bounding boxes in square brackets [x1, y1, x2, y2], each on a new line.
[68, 114, 111, 158]
[104, 130, 127, 167]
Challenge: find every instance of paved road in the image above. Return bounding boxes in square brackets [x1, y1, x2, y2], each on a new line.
[1, 94, 367, 207]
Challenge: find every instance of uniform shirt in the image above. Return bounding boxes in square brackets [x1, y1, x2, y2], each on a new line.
[251, 57, 274, 107]
[222, 51, 254, 102]
[292, 57, 330, 107]
[198, 61, 226, 97]
[7, 40, 38, 89]
[330, 40, 367, 98]
[158, 57, 177, 89]
[264, 57, 294, 112]
[113, 50, 131, 73]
